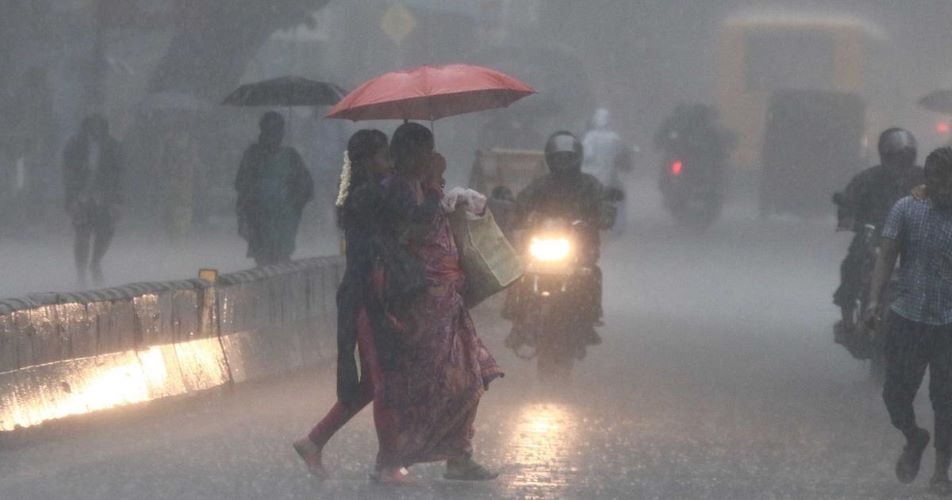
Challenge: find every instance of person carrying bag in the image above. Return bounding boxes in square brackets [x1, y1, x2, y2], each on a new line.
[445, 187, 523, 307]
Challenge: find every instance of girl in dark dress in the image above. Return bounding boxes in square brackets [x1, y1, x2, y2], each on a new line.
[293, 129, 393, 478]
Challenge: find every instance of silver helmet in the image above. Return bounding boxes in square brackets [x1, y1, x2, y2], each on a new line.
[878, 128, 917, 167]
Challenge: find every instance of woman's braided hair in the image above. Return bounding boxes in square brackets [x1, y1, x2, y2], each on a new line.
[337, 129, 388, 228]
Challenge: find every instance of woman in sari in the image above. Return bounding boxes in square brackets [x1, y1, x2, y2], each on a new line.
[376, 122, 503, 482]
[293, 129, 393, 478]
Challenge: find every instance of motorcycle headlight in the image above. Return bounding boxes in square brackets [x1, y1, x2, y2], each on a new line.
[529, 237, 571, 262]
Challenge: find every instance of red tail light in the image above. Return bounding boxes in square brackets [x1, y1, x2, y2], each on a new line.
[671, 160, 683, 176]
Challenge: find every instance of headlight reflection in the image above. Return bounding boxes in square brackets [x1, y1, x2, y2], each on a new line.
[506, 403, 579, 498]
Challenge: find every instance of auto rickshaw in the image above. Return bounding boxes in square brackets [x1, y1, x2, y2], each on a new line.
[469, 148, 547, 237]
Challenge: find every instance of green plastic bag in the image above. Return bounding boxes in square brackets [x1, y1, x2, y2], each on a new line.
[450, 207, 524, 308]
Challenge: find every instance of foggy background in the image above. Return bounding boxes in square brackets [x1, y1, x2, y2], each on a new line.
[3, 2, 952, 498]
[2, 0, 952, 299]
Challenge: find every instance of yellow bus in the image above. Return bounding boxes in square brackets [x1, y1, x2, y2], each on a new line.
[717, 14, 882, 170]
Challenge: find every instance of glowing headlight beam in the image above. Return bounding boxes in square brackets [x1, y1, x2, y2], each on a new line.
[529, 238, 571, 262]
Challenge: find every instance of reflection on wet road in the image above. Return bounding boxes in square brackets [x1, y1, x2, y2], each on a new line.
[0, 212, 939, 498]
[506, 403, 578, 498]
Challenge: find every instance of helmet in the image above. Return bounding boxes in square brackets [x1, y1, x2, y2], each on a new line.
[878, 128, 917, 168]
[544, 131, 583, 175]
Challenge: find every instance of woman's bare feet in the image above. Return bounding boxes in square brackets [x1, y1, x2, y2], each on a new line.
[292, 438, 327, 479]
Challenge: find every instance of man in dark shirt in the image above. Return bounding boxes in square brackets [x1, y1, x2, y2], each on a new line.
[834, 128, 924, 324]
[505, 132, 613, 350]
[868, 146, 952, 494]
[514, 131, 609, 264]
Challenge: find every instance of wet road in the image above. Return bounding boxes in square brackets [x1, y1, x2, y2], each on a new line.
[0, 207, 935, 499]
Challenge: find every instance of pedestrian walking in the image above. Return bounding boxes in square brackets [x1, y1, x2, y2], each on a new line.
[293, 129, 393, 478]
[63, 114, 123, 287]
[867, 146, 952, 494]
[235, 112, 313, 266]
[372, 122, 503, 483]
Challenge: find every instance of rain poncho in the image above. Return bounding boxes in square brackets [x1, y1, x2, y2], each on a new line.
[582, 108, 624, 187]
[235, 144, 313, 265]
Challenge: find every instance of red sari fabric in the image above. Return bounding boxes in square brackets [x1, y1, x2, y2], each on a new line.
[379, 197, 503, 467]
[309, 307, 399, 462]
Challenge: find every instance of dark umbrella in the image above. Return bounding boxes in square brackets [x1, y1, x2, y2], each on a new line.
[222, 76, 346, 107]
[919, 89, 952, 114]
[222, 76, 346, 138]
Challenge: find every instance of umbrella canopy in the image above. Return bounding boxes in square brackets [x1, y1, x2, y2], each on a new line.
[325, 64, 536, 121]
[222, 76, 346, 107]
[919, 89, 952, 114]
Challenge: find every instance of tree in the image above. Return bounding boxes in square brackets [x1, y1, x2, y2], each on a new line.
[148, 0, 332, 101]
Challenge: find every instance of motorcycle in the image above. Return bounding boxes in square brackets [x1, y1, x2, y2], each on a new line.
[505, 216, 602, 381]
[659, 154, 724, 228]
[832, 217, 895, 382]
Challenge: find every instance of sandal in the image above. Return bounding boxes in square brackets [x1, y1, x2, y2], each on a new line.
[444, 459, 499, 481]
[370, 466, 413, 485]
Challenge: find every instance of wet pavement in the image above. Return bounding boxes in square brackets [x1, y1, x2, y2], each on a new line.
[0, 209, 938, 499]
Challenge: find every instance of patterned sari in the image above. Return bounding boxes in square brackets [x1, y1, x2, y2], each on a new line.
[379, 176, 503, 467]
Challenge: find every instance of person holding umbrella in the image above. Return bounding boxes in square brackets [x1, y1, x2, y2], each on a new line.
[307, 64, 533, 483]
[234, 111, 313, 266]
[366, 122, 503, 482]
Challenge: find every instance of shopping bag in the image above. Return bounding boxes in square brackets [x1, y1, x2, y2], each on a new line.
[450, 207, 524, 308]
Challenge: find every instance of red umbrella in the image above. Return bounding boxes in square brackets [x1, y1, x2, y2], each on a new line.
[325, 64, 536, 121]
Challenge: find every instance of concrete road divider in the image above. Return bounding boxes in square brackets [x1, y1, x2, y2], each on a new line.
[0, 257, 343, 432]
